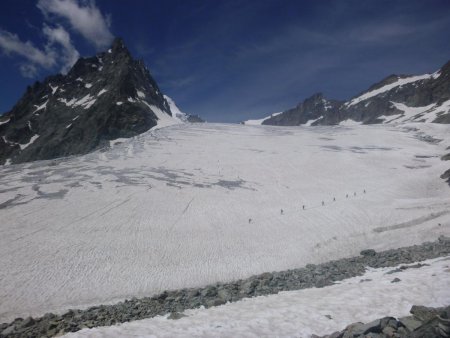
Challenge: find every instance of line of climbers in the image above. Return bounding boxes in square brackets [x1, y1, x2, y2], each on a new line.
[248, 189, 367, 223]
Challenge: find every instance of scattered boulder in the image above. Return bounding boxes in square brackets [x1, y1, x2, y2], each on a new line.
[316, 305, 450, 338]
[399, 316, 422, 331]
[167, 312, 186, 320]
[410, 305, 439, 322]
[360, 249, 377, 257]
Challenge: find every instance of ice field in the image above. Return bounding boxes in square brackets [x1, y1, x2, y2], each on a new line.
[1, 122, 450, 322]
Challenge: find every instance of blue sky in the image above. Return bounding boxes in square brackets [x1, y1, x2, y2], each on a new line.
[1, 0, 450, 122]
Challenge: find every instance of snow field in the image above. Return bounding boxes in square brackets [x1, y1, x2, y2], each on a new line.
[64, 256, 450, 338]
[0, 123, 449, 322]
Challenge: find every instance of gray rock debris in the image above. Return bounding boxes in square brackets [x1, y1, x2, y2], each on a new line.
[316, 304, 450, 338]
[1, 236, 449, 338]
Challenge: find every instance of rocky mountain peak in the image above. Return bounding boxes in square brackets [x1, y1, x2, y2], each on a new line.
[0, 38, 179, 165]
[303, 92, 326, 105]
[108, 37, 132, 61]
[262, 58, 450, 126]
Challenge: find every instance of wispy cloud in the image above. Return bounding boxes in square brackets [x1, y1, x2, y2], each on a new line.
[37, 0, 114, 49]
[0, 25, 79, 78]
[43, 24, 79, 73]
[19, 64, 40, 78]
[0, 29, 56, 69]
[0, 0, 114, 78]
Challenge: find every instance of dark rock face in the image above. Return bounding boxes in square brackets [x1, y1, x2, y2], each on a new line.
[0, 38, 172, 165]
[263, 60, 450, 126]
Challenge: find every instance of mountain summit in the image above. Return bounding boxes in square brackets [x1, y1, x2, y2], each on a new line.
[0, 37, 194, 165]
[248, 59, 450, 126]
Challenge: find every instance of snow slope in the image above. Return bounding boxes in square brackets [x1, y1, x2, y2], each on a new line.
[164, 95, 188, 121]
[243, 112, 281, 125]
[141, 101, 181, 129]
[64, 256, 450, 338]
[0, 123, 450, 322]
[379, 100, 450, 124]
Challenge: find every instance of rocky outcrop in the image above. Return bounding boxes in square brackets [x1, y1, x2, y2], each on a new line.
[315, 305, 450, 338]
[0, 38, 179, 165]
[263, 60, 450, 126]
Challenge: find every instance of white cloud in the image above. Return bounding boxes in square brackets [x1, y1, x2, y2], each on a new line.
[0, 25, 80, 77]
[19, 64, 39, 78]
[43, 24, 79, 73]
[37, 0, 114, 49]
[0, 29, 56, 69]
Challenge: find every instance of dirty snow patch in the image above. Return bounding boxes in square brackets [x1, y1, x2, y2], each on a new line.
[136, 90, 145, 99]
[97, 89, 107, 96]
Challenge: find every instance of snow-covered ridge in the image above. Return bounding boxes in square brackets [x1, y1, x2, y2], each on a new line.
[346, 71, 440, 107]
[243, 112, 282, 125]
[164, 95, 188, 121]
[141, 100, 182, 129]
